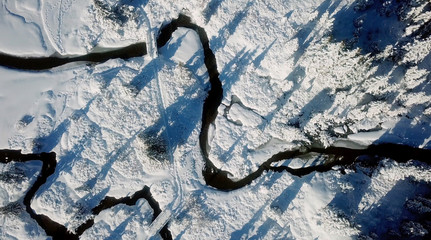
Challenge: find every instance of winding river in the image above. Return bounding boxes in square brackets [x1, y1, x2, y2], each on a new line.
[0, 150, 172, 239]
[0, 13, 430, 239]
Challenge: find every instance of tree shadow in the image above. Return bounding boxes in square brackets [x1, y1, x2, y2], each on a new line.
[255, 171, 283, 192]
[411, 71, 431, 96]
[106, 218, 134, 240]
[259, 66, 306, 128]
[32, 119, 71, 153]
[230, 203, 267, 240]
[159, 29, 208, 83]
[142, 84, 205, 155]
[30, 96, 103, 194]
[270, 175, 309, 213]
[85, 71, 205, 188]
[37, 123, 105, 198]
[158, 31, 189, 60]
[29, 19, 208, 231]
[118, 0, 149, 8]
[418, 51, 431, 71]
[216, 132, 244, 166]
[288, 88, 334, 130]
[327, 171, 371, 216]
[32, 96, 98, 153]
[355, 178, 431, 238]
[84, 131, 138, 189]
[253, 40, 276, 69]
[324, 166, 431, 238]
[374, 115, 431, 149]
[203, 0, 224, 24]
[95, 66, 129, 89]
[213, 45, 276, 166]
[129, 59, 163, 94]
[291, 0, 341, 64]
[103, 207, 148, 240]
[219, 47, 256, 97]
[184, 50, 208, 82]
[388, 65, 406, 85]
[230, 175, 311, 239]
[210, 2, 254, 52]
[248, 218, 278, 240]
[331, 1, 410, 54]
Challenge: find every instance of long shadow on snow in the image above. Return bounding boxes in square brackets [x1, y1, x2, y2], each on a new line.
[291, 0, 341, 64]
[203, 0, 224, 24]
[258, 65, 306, 129]
[31, 99, 101, 194]
[327, 169, 371, 215]
[252, 40, 276, 69]
[288, 87, 334, 131]
[331, 0, 411, 54]
[118, 0, 149, 8]
[219, 47, 256, 97]
[158, 31, 189, 60]
[141, 84, 205, 157]
[248, 218, 278, 240]
[129, 58, 160, 94]
[86, 62, 205, 187]
[355, 178, 431, 239]
[209, 1, 254, 52]
[212, 43, 276, 166]
[159, 29, 209, 83]
[156, 14, 431, 192]
[230, 176, 310, 239]
[229, 174, 309, 240]
[374, 105, 431, 149]
[230, 203, 268, 240]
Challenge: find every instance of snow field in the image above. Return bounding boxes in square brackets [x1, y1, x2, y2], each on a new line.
[0, 0, 430, 239]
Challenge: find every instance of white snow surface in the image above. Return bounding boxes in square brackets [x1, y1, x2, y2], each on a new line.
[0, 0, 430, 239]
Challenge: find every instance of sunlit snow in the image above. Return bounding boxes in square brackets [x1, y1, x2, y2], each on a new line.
[0, 0, 430, 239]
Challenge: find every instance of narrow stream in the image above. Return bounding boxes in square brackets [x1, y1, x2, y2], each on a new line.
[0, 42, 146, 70]
[0, 150, 172, 239]
[0, 13, 430, 238]
[0, 150, 73, 238]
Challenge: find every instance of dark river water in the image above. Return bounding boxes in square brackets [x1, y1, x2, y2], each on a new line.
[0, 43, 146, 70]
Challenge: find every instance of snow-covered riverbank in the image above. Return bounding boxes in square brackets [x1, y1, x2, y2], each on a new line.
[1, 0, 430, 239]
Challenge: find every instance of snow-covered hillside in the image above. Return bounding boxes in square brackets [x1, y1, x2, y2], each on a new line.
[1, 0, 430, 239]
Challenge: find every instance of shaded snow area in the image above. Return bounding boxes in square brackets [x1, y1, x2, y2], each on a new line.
[0, 0, 431, 239]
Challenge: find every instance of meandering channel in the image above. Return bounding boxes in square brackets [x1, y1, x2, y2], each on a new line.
[0, 13, 430, 239]
[0, 150, 172, 239]
[156, 14, 431, 191]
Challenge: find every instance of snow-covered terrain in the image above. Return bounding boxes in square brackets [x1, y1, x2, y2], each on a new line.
[1, 0, 431, 239]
